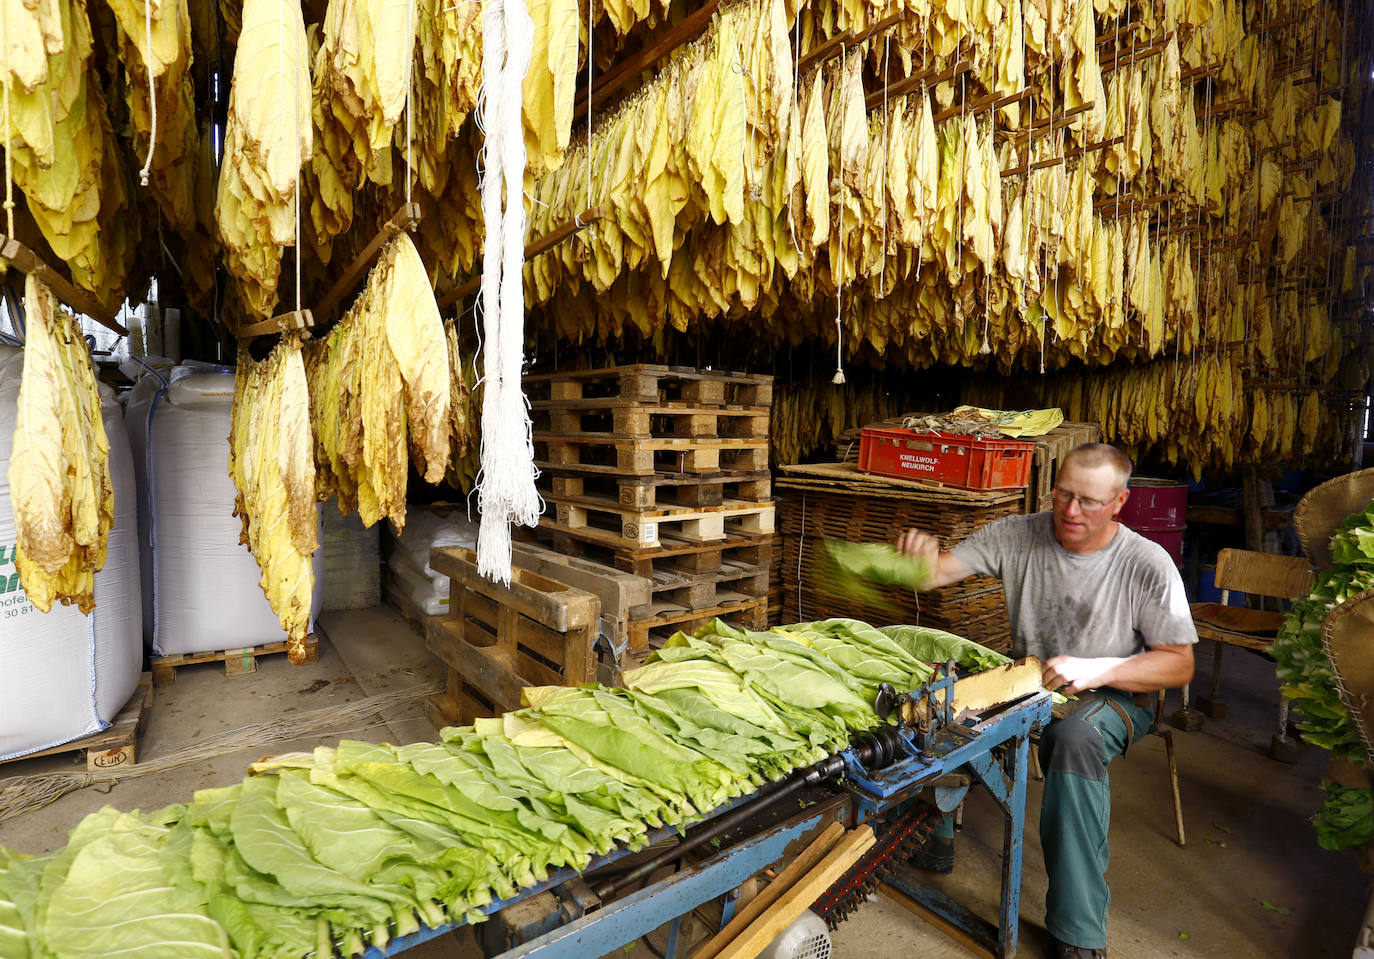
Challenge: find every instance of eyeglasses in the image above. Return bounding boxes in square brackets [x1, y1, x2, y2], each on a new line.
[1051, 488, 1119, 513]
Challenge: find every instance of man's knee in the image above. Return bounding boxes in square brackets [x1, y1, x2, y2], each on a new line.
[1041, 714, 1107, 780]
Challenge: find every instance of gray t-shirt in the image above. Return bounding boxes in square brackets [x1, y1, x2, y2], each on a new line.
[951, 512, 1198, 661]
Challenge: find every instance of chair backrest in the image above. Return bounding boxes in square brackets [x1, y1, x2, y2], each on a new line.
[1213, 548, 1314, 600]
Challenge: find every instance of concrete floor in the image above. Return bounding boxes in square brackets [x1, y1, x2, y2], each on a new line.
[0, 607, 1367, 958]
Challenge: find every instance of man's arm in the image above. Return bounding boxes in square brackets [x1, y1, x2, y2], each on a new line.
[896, 530, 973, 591]
[1042, 643, 1195, 696]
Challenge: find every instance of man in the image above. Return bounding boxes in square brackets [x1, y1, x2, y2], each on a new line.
[896, 442, 1196, 959]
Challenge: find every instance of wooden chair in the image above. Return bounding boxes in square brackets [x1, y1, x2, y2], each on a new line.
[1148, 691, 1186, 846]
[1182, 547, 1314, 761]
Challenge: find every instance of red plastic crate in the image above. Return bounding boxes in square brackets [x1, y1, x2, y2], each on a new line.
[857, 428, 1034, 490]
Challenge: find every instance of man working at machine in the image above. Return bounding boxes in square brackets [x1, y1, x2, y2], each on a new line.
[896, 442, 1196, 959]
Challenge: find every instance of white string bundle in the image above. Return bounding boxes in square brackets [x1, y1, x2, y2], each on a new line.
[476, 0, 540, 583]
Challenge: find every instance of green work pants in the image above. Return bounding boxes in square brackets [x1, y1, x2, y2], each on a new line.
[924, 689, 1150, 949]
[1038, 688, 1153, 950]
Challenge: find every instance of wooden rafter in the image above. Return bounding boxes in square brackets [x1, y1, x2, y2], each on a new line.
[0, 234, 129, 336]
[438, 206, 605, 310]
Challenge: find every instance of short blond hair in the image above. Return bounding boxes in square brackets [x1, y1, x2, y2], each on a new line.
[1061, 443, 1133, 492]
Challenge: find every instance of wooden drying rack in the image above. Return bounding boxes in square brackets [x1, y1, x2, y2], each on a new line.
[0, 233, 129, 336]
[232, 201, 422, 341]
[436, 205, 605, 309]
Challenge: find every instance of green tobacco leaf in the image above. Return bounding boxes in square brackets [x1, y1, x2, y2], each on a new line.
[43, 811, 233, 959]
[1260, 900, 1292, 915]
[880, 623, 1012, 672]
[820, 539, 933, 617]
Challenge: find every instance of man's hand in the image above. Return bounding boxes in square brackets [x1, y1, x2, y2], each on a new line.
[895, 529, 971, 592]
[1043, 644, 1195, 695]
[896, 529, 941, 569]
[1042, 655, 1123, 697]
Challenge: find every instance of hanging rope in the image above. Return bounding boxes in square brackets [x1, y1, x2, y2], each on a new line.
[138, 0, 158, 186]
[831, 47, 847, 386]
[475, 0, 540, 583]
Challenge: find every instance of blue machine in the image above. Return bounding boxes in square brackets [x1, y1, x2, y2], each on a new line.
[363, 668, 1052, 959]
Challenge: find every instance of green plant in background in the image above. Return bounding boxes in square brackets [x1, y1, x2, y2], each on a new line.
[1272, 568, 1374, 760]
[1272, 502, 1374, 851]
[1314, 783, 1374, 851]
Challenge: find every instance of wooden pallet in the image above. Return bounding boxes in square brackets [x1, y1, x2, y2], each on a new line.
[383, 571, 444, 634]
[1022, 421, 1102, 513]
[537, 404, 769, 440]
[542, 492, 775, 549]
[425, 546, 600, 727]
[649, 557, 769, 608]
[510, 541, 653, 666]
[3, 675, 154, 771]
[627, 594, 770, 657]
[547, 469, 772, 510]
[549, 529, 774, 578]
[525, 364, 773, 408]
[151, 636, 319, 686]
[536, 433, 770, 475]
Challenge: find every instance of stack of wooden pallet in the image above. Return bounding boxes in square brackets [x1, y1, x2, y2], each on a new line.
[526, 364, 775, 657]
[775, 462, 1022, 653]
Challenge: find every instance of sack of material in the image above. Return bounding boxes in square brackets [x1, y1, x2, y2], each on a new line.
[0, 348, 142, 760]
[382, 510, 475, 618]
[125, 368, 323, 656]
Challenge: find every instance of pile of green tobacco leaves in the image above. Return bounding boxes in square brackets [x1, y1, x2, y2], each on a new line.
[0, 617, 1005, 959]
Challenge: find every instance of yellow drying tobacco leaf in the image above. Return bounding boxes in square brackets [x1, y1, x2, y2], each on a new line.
[9, 275, 112, 614]
[380, 234, 450, 484]
[800, 71, 830, 249]
[710, 17, 747, 226]
[215, 0, 312, 316]
[230, 339, 317, 660]
[523, 0, 579, 176]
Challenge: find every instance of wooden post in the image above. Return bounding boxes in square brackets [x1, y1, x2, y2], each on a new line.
[1242, 466, 1265, 553]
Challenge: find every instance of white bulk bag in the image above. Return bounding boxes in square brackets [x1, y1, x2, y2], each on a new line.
[0, 348, 142, 760]
[125, 368, 323, 655]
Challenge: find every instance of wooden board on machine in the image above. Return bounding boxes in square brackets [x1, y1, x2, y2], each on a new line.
[547, 468, 772, 511]
[524, 364, 773, 408]
[2, 674, 154, 772]
[151, 637, 320, 686]
[901, 659, 1046, 724]
[425, 546, 601, 726]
